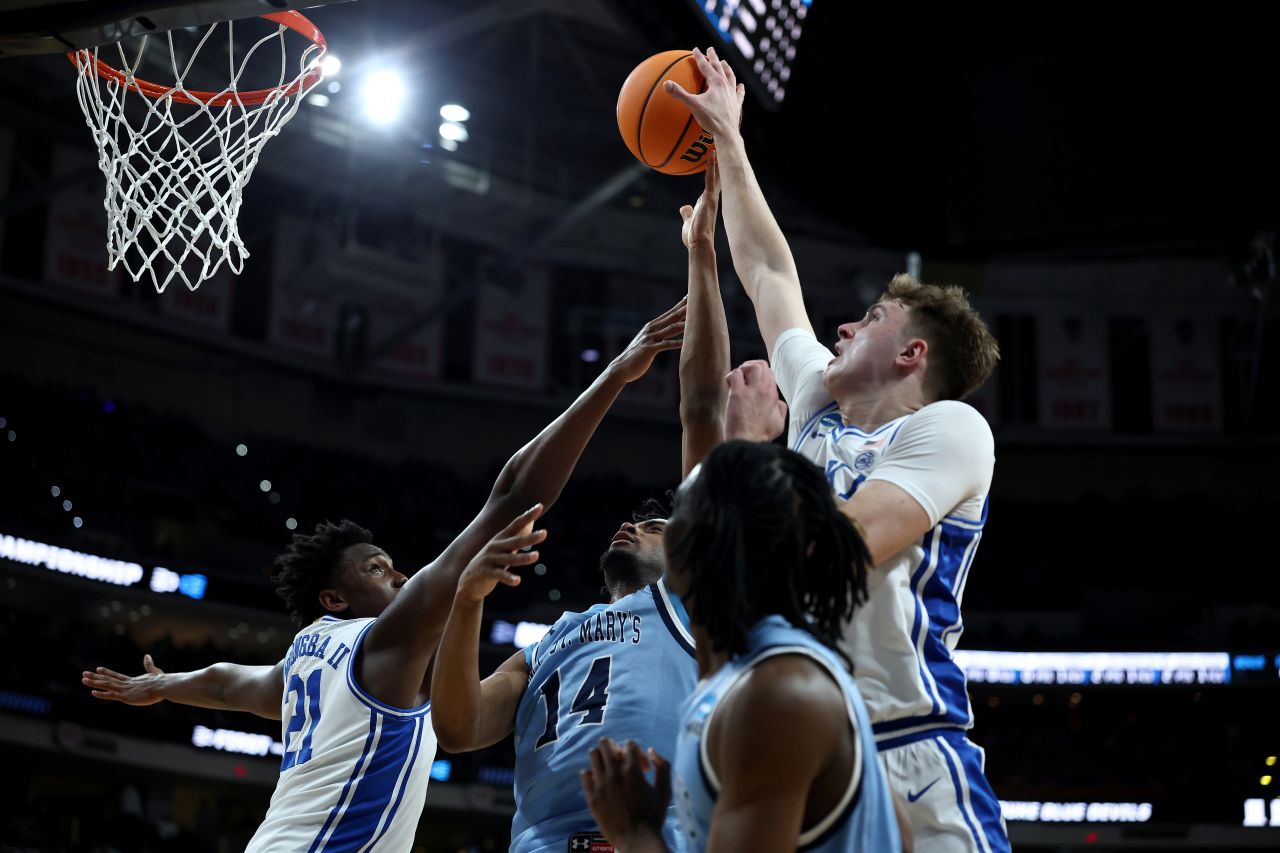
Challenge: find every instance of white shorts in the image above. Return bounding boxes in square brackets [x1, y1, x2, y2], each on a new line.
[878, 728, 1009, 853]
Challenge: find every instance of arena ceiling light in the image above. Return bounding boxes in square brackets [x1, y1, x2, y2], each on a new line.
[361, 69, 407, 126]
[320, 54, 342, 77]
[439, 104, 470, 122]
[439, 121, 469, 142]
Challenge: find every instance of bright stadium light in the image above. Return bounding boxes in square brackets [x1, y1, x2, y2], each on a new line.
[440, 104, 470, 122]
[307, 93, 331, 108]
[362, 70, 407, 126]
[440, 138, 458, 152]
[320, 54, 342, 77]
[439, 121, 469, 142]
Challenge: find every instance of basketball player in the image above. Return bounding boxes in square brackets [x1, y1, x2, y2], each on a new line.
[580, 441, 903, 853]
[665, 48, 1009, 852]
[430, 158, 731, 853]
[80, 299, 688, 852]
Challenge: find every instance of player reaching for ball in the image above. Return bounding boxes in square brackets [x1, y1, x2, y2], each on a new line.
[663, 46, 1009, 853]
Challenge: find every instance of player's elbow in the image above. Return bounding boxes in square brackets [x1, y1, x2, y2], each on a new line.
[431, 717, 480, 754]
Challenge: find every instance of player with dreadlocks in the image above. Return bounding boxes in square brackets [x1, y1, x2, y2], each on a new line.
[79, 295, 687, 853]
[581, 440, 908, 853]
[431, 152, 732, 853]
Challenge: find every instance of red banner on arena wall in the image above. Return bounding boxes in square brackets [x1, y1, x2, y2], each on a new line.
[268, 217, 338, 359]
[366, 245, 445, 381]
[158, 268, 234, 332]
[42, 146, 122, 299]
[1037, 313, 1111, 430]
[1150, 316, 1221, 433]
[473, 261, 549, 390]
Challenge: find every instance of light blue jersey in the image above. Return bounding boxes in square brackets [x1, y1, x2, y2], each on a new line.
[512, 577, 697, 853]
[672, 616, 900, 853]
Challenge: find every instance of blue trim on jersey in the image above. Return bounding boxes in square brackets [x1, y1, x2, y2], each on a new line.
[935, 735, 989, 853]
[919, 524, 981, 726]
[907, 530, 944, 718]
[325, 718, 419, 850]
[362, 716, 425, 851]
[792, 402, 839, 451]
[344, 620, 433, 718]
[874, 722, 967, 750]
[308, 715, 379, 853]
[649, 582, 696, 658]
[935, 730, 1010, 852]
[319, 615, 344, 623]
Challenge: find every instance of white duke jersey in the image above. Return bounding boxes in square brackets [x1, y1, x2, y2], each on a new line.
[245, 615, 436, 853]
[773, 328, 995, 745]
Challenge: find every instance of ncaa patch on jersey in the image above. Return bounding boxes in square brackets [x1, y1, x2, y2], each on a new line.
[854, 451, 877, 471]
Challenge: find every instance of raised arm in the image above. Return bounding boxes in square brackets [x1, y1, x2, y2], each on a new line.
[666, 47, 813, 358]
[431, 505, 544, 753]
[679, 151, 731, 478]
[83, 654, 284, 720]
[358, 300, 686, 708]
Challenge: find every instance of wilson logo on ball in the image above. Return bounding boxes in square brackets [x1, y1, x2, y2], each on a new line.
[679, 133, 714, 164]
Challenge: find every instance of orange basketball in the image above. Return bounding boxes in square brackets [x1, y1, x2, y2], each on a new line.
[616, 50, 714, 176]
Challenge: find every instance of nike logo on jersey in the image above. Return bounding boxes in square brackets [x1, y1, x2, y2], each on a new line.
[907, 778, 941, 802]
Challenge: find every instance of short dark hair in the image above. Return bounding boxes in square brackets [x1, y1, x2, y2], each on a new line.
[272, 520, 373, 628]
[632, 492, 673, 523]
[666, 441, 870, 667]
[882, 274, 1000, 402]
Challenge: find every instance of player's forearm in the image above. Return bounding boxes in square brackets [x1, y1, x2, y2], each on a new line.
[429, 595, 488, 752]
[489, 369, 629, 512]
[713, 133, 801, 303]
[679, 244, 729, 476]
[157, 663, 257, 712]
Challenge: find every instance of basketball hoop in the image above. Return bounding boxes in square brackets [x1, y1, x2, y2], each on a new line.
[67, 11, 327, 293]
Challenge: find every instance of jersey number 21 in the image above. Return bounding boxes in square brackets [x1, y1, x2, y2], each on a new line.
[281, 670, 322, 770]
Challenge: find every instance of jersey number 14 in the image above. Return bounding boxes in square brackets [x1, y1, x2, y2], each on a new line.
[535, 656, 612, 749]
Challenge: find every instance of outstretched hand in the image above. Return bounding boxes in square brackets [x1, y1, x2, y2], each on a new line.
[581, 737, 672, 849]
[456, 503, 548, 604]
[81, 654, 167, 706]
[664, 47, 746, 142]
[608, 297, 687, 384]
[680, 150, 721, 250]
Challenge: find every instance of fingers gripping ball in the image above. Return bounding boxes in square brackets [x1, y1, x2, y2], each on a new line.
[617, 50, 714, 176]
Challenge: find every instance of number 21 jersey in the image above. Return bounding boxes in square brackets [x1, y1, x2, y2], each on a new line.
[246, 615, 436, 853]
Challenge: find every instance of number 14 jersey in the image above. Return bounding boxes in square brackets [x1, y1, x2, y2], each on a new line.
[246, 615, 436, 853]
[512, 578, 699, 853]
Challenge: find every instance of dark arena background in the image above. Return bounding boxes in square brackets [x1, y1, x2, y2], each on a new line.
[1, 1, 1279, 851]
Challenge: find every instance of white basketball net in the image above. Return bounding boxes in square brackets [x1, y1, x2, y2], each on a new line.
[70, 18, 326, 293]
